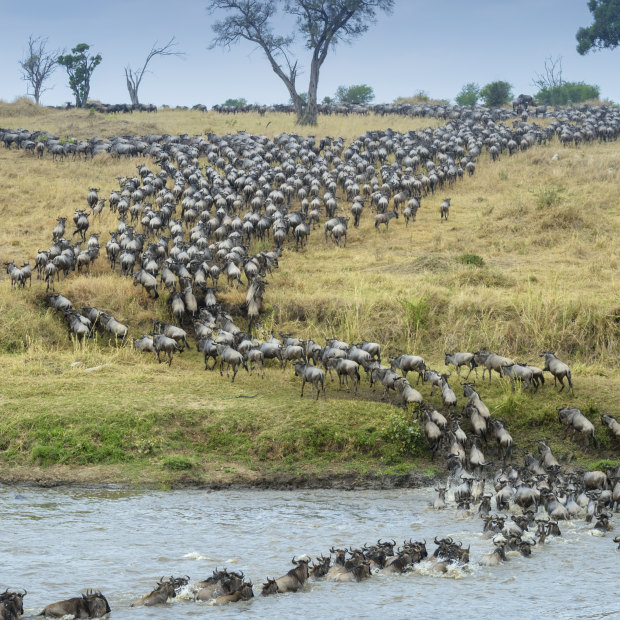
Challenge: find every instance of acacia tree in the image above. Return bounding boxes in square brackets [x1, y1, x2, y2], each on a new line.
[577, 0, 620, 54]
[125, 37, 184, 105]
[207, 0, 394, 125]
[57, 43, 102, 107]
[18, 35, 59, 105]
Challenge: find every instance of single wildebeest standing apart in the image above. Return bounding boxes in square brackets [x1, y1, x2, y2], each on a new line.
[294, 362, 325, 400]
[440, 198, 451, 221]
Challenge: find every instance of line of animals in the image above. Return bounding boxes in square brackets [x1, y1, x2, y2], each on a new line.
[2, 453, 619, 618]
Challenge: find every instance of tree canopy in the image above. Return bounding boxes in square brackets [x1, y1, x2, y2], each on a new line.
[455, 82, 480, 106]
[480, 81, 512, 107]
[207, 0, 394, 125]
[576, 0, 620, 54]
[335, 84, 375, 105]
[535, 82, 600, 105]
[57, 43, 102, 107]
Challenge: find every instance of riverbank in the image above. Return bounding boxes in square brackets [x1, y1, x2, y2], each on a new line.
[0, 462, 441, 490]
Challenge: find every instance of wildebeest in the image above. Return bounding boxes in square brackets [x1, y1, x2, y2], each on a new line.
[389, 354, 426, 384]
[541, 351, 573, 392]
[39, 590, 110, 617]
[0, 589, 26, 620]
[444, 352, 477, 378]
[440, 197, 451, 221]
[214, 581, 254, 605]
[474, 351, 515, 382]
[272, 557, 310, 593]
[294, 362, 325, 399]
[130, 576, 187, 607]
[558, 406, 598, 448]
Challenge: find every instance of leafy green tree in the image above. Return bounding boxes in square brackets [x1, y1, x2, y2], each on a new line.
[455, 82, 480, 106]
[57, 43, 102, 107]
[322, 95, 334, 104]
[222, 97, 248, 107]
[576, 0, 620, 54]
[207, 0, 394, 126]
[480, 80, 513, 107]
[335, 84, 375, 104]
[535, 82, 600, 105]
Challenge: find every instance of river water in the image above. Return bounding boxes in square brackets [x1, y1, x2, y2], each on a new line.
[1, 486, 617, 619]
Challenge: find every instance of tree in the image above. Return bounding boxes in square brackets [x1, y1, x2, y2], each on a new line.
[335, 84, 374, 104]
[18, 35, 59, 105]
[576, 0, 620, 54]
[207, 0, 394, 125]
[455, 82, 480, 106]
[532, 56, 564, 90]
[535, 81, 600, 105]
[125, 37, 184, 105]
[480, 81, 512, 107]
[57, 43, 102, 108]
[222, 97, 248, 107]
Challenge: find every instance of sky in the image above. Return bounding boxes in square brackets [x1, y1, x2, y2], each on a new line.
[0, 0, 618, 108]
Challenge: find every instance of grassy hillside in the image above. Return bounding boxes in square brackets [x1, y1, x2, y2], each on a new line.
[0, 101, 618, 486]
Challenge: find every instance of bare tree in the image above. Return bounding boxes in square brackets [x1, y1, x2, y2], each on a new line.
[207, 0, 394, 126]
[18, 35, 59, 105]
[532, 56, 564, 90]
[125, 37, 184, 105]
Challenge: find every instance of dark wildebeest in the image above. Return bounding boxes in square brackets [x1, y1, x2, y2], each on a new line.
[130, 576, 188, 607]
[38, 590, 110, 618]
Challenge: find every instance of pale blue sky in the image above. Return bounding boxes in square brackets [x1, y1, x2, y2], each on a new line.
[0, 0, 617, 107]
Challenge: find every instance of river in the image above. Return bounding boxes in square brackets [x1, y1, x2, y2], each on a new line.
[1, 486, 617, 619]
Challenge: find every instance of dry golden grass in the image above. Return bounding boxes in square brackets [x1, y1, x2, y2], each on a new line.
[0, 98, 443, 142]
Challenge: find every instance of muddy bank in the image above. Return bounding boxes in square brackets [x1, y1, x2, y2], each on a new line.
[0, 463, 440, 490]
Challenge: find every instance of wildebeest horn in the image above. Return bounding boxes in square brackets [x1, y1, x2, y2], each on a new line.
[434, 536, 441, 545]
[292, 556, 297, 564]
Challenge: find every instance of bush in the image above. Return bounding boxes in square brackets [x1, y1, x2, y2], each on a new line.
[163, 455, 195, 470]
[455, 82, 480, 106]
[535, 82, 600, 105]
[458, 253, 485, 267]
[383, 412, 425, 456]
[480, 81, 513, 107]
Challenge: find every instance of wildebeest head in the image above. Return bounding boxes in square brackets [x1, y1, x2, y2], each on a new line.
[261, 578, 278, 596]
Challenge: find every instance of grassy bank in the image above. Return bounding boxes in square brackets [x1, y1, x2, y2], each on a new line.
[0, 102, 618, 486]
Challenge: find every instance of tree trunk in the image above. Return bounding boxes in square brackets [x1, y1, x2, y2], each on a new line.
[33, 85, 41, 106]
[297, 60, 320, 126]
[126, 73, 139, 105]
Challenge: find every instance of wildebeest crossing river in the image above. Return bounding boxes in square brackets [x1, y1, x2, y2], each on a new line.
[0, 486, 617, 619]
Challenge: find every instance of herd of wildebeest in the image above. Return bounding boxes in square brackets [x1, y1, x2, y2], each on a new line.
[1, 102, 619, 616]
[2, 454, 620, 615]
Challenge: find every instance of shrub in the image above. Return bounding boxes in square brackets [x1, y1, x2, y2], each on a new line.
[163, 455, 195, 470]
[458, 253, 485, 267]
[383, 412, 425, 456]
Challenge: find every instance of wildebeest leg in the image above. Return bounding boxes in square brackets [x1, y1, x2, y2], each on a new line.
[300, 378, 305, 398]
[231, 364, 238, 382]
[558, 376, 565, 392]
